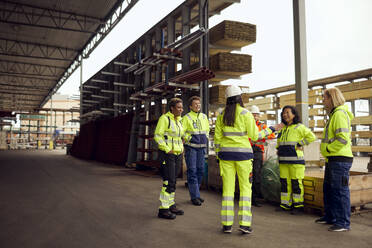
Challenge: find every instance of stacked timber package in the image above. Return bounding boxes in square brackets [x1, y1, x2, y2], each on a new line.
[207, 20, 256, 190]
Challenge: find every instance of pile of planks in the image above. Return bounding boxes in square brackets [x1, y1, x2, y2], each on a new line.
[209, 53, 252, 76]
[209, 20, 256, 50]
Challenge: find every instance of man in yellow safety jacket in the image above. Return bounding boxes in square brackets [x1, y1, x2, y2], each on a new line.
[182, 96, 210, 206]
[154, 98, 185, 219]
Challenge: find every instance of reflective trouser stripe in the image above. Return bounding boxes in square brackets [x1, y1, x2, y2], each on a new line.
[159, 181, 171, 209]
[169, 192, 175, 206]
[279, 163, 305, 209]
[220, 159, 252, 226]
[221, 196, 234, 225]
[239, 196, 252, 226]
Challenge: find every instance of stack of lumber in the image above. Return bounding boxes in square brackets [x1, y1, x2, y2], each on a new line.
[279, 89, 323, 108]
[209, 85, 249, 104]
[209, 20, 256, 54]
[245, 96, 278, 112]
[209, 53, 251, 78]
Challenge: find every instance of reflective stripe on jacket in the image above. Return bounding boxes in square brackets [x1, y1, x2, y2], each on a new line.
[276, 123, 316, 164]
[154, 111, 184, 155]
[320, 104, 354, 159]
[249, 120, 275, 153]
[215, 104, 274, 161]
[182, 111, 210, 148]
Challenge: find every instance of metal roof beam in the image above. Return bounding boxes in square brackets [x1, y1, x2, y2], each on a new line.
[0, 59, 65, 78]
[0, 83, 49, 91]
[0, 0, 102, 34]
[0, 75, 53, 87]
[40, 0, 139, 108]
[0, 90, 45, 96]
[0, 73, 55, 82]
[0, 71, 59, 80]
[0, 38, 77, 61]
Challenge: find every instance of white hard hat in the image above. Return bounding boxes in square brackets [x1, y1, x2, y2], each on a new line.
[225, 85, 242, 98]
[251, 105, 260, 114]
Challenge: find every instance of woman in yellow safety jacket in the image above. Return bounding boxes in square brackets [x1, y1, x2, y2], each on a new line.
[154, 98, 185, 220]
[215, 85, 282, 234]
[276, 105, 316, 214]
[315, 88, 353, 232]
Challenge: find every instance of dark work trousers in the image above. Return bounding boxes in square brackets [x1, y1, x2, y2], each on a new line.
[185, 146, 205, 200]
[252, 145, 263, 200]
[323, 161, 352, 228]
[160, 151, 183, 194]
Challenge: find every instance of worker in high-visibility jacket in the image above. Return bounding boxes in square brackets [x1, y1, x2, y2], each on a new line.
[182, 96, 210, 206]
[249, 105, 275, 207]
[276, 105, 316, 214]
[315, 88, 353, 232]
[215, 85, 283, 234]
[154, 98, 185, 220]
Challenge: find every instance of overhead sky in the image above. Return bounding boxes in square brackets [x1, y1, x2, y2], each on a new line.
[57, 0, 372, 96]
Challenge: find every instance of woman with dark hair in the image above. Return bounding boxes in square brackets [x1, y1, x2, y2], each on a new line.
[276, 105, 315, 214]
[154, 98, 185, 219]
[214, 85, 283, 234]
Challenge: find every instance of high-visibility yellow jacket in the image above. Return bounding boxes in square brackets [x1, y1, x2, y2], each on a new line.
[181, 111, 210, 148]
[276, 123, 316, 164]
[154, 111, 184, 155]
[215, 104, 274, 161]
[321, 104, 354, 159]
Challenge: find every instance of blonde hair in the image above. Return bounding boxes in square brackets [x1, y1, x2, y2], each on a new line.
[324, 88, 345, 108]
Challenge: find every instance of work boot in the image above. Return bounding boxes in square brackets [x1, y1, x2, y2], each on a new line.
[191, 198, 202, 206]
[222, 225, 232, 233]
[315, 216, 334, 225]
[158, 209, 176, 219]
[169, 204, 184, 215]
[328, 225, 350, 232]
[239, 225, 253, 234]
[198, 197, 205, 203]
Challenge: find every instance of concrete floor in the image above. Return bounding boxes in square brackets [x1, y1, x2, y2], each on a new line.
[0, 150, 372, 248]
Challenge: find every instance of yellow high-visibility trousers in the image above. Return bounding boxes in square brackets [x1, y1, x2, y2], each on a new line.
[220, 159, 252, 227]
[279, 163, 305, 209]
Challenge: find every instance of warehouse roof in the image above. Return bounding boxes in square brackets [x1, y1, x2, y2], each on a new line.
[0, 0, 138, 113]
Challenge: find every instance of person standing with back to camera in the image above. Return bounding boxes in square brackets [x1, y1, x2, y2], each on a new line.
[315, 88, 353, 232]
[214, 85, 283, 234]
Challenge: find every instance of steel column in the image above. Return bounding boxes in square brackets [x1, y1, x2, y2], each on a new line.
[293, 0, 309, 126]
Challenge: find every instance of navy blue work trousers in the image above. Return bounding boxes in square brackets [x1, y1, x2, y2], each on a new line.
[185, 146, 205, 200]
[323, 161, 352, 228]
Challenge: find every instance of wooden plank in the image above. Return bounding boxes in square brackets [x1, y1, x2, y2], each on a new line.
[314, 130, 372, 139]
[260, 113, 276, 121]
[280, 96, 323, 108]
[309, 120, 326, 128]
[209, 53, 252, 76]
[248, 68, 372, 98]
[209, 20, 256, 49]
[246, 97, 275, 105]
[336, 80, 372, 92]
[343, 88, 372, 101]
[352, 146, 372, 153]
[309, 108, 326, 116]
[352, 131, 372, 138]
[352, 116, 372, 125]
[244, 102, 278, 111]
